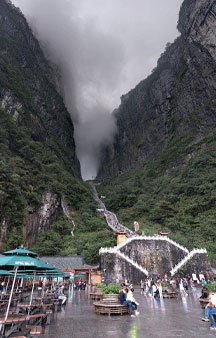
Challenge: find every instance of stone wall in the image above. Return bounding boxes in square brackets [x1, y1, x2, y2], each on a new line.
[100, 253, 146, 284]
[175, 253, 212, 277]
[100, 237, 212, 283]
[120, 239, 187, 275]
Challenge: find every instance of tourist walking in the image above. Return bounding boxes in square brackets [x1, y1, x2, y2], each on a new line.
[179, 279, 188, 297]
[157, 281, 163, 298]
[140, 280, 145, 294]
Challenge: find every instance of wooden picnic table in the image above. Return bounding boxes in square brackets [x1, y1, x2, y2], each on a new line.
[33, 296, 52, 303]
[17, 302, 53, 315]
[0, 313, 46, 338]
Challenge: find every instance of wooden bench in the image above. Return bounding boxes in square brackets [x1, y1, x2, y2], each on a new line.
[90, 292, 103, 300]
[26, 325, 43, 338]
[93, 302, 129, 316]
[45, 309, 53, 324]
[93, 294, 129, 316]
[199, 298, 209, 309]
[90, 287, 103, 300]
[53, 299, 61, 312]
[162, 289, 178, 298]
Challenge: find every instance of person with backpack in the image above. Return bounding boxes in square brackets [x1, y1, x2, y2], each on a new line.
[54, 287, 60, 299]
[183, 278, 188, 291]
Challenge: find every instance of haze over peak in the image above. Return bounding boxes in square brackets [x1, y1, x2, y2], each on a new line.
[12, 0, 182, 180]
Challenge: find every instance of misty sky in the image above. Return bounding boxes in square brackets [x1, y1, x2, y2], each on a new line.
[12, 0, 183, 180]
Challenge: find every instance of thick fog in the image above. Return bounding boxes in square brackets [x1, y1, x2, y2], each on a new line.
[12, 0, 183, 180]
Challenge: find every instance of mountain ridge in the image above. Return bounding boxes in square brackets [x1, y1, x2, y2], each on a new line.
[98, 0, 216, 179]
[96, 0, 216, 261]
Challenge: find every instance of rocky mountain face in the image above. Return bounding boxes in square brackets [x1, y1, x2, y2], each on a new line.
[0, 0, 80, 250]
[98, 0, 216, 178]
[0, 0, 79, 172]
[0, 0, 115, 262]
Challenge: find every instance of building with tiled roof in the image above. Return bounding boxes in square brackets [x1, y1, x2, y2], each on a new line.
[40, 256, 100, 283]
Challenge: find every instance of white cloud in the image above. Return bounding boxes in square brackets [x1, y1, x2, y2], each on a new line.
[12, 0, 183, 179]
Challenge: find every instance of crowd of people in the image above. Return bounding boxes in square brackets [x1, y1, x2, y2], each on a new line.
[121, 272, 216, 331]
[139, 272, 212, 298]
[73, 280, 87, 290]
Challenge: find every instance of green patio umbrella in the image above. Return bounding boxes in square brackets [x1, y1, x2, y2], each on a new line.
[4, 246, 37, 257]
[74, 272, 86, 277]
[0, 270, 11, 275]
[9, 270, 68, 278]
[0, 254, 56, 270]
[0, 247, 59, 322]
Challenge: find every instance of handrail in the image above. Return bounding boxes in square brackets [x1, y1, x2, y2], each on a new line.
[116, 235, 189, 253]
[99, 247, 148, 276]
[170, 248, 207, 276]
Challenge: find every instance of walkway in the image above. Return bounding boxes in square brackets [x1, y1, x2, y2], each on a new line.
[89, 181, 133, 237]
[43, 288, 215, 338]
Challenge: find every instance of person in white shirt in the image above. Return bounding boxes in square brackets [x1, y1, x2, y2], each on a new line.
[126, 287, 139, 317]
[58, 285, 67, 305]
[202, 293, 216, 330]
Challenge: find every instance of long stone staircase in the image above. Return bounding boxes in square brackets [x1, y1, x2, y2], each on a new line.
[89, 181, 133, 237]
[90, 181, 208, 276]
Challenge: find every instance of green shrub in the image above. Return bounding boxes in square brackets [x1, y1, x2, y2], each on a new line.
[103, 283, 121, 294]
[161, 282, 168, 288]
[207, 282, 216, 293]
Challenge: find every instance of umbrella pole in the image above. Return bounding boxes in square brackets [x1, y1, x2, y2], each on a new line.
[5, 266, 18, 321]
[28, 272, 36, 315]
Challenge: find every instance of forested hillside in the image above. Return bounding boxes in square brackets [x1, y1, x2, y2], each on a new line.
[0, 0, 115, 263]
[98, 132, 216, 261]
[97, 0, 216, 261]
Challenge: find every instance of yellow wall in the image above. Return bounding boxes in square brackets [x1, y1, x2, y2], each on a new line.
[91, 273, 102, 285]
[117, 234, 127, 245]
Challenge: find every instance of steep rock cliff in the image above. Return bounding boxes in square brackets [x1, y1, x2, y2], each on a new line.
[98, 0, 216, 178]
[0, 0, 79, 172]
[0, 0, 81, 250]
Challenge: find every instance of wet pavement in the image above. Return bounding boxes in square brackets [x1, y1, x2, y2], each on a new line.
[43, 288, 215, 338]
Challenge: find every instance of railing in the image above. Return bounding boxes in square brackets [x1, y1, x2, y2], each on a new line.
[170, 248, 207, 276]
[115, 235, 189, 253]
[99, 247, 148, 276]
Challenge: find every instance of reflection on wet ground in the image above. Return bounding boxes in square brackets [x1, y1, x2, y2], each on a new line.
[43, 287, 215, 338]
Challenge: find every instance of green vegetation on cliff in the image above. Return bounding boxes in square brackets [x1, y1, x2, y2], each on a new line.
[97, 134, 216, 261]
[0, 0, 115, 264]
[0, 107, 115, 263]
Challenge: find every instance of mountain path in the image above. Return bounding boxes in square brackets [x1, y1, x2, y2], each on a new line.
[89, 181, 133, 237]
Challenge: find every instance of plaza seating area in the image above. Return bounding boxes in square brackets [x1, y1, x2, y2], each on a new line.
[93, 294, 129, 316]
[0, 285, 68, 338]
[0, 246, 70, 338]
